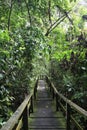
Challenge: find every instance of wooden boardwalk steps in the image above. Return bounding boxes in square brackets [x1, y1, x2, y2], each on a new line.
[29, 80, 66, 130]
[0, 76, 87, 130]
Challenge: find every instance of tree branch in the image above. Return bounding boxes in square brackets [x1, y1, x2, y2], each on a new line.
[45, 8, 71, 36]
[8, 0, 15, 31]
[45, 14, 66, 35]
[56, 5, 73, 25]
[24, 0, 32, 25]
[64, 12, 73, 25]
[45, 16, 66, 36]
[48, 0, 52, 25]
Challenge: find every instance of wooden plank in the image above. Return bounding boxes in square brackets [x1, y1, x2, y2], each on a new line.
[16, 118, 23, 130]
[22, 106, 28, 130]
[67, 99, 87, 117]
[66, 104, 71, 130]
[56, 94, 59, 111]
[59, 102, 66, 113]
[58, 102, 84, 130]
[46, 77, 87, 129]
[71, 116, 84, 130]
[49, 80, 87, 117]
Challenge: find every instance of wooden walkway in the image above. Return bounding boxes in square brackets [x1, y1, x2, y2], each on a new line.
[29, 80, 66, 130]
[0, 78, 87, 130]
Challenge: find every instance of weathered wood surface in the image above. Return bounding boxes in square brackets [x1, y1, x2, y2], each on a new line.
[1, 76, 87, 130]
[0, 93, 33, 130]
[46, 76, 87, 130]
[29, 80, 66, 130]
[49, 78, 87, 117]
[0, 80, 38, 130]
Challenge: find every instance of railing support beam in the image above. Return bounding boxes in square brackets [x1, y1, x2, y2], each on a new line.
[85, 119, 87, 130]
[52, 88, 55, 99]
[56, 94, 59, 111]
[30, 96, 33, 113]
[66, 104, 71, 130]
[23, 106, 28, 130]
[34, 81, 38, 100]
[34, 88, 36, 100]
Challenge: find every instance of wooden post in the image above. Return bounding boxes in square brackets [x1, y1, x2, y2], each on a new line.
[36, 80, 38, 92]
[66, 104, 71, 130]
[34, 80, 38, 100]
[23, 106, 28, 130]
[34, 87, 36, 100]
[52, 88, 54, 99]
[49, 82, 51, 92]
[50, 86, 51, 92]
[56, 93, 59, 111]
[30, 96, 33, 113]
[29, 107, 30, 116]
[85, 120, 87, 130]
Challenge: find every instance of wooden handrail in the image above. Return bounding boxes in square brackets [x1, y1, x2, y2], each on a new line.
[0, 94, 32, 130]
[46, 76, 87, 130]
[0, 80, 38, 130]
[51, 82, 87, 117]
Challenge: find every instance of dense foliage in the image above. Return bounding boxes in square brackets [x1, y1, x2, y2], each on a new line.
[0, 0, 87, 128]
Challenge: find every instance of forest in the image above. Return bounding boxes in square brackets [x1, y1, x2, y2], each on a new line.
[0, 0, 87, 129]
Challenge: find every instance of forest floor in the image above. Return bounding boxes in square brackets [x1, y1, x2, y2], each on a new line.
[28, 80, 66, 130]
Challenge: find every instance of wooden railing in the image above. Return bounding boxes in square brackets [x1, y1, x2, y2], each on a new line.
[1, 75, 87, 130]
[46, 76, 87, 130]
[0, 80, 38, 130]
